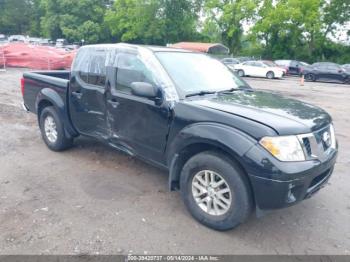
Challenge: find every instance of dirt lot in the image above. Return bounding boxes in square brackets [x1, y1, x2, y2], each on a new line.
[0, 68, 349, 255]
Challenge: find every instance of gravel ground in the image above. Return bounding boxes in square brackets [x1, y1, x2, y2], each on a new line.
[0, 68, 349, 255]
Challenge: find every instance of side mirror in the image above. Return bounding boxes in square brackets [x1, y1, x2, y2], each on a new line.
[131, 82, 158, 99]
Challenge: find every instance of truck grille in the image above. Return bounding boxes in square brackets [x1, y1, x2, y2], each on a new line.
[298, 124, 336, 160]
[301, 137, 312, 156]
[314, 126, 332, 151]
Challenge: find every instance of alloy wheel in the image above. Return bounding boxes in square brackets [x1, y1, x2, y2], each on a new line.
[191, 170, 232, 216]
[44, 115, 58, 143]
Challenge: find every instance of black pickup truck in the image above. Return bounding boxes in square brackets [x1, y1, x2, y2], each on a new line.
[22, 44, 338, 231]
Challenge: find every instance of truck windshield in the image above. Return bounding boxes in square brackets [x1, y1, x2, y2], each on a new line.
[156, 52, 248, 96]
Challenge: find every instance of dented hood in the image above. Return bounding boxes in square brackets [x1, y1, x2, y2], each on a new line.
[189, 90, 331, 135]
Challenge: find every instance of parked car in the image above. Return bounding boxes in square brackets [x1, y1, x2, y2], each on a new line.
[8, 35, 26, 43]
[65, 44, 80, 51]
[234, 60, 286, 79]
[303, 62, 350, 84]
[56, 39, 68, 48]
[221, 57, 240, 69]
[28, 37, 41, 45]
[235, 56, 256, 63]
[22, 44, 338, 231]
[0, 34, 8, 44]
[39, 38, 52, 46]
[275, 60, 309, 75]
[342, 64, 350, 72]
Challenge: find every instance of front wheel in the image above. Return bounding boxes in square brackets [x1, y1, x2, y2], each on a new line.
[180, 151, 253, 231]
[39, 106, 73, 151]
[237, 70, 245, 77]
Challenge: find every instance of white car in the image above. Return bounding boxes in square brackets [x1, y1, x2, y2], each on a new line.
[234, 60, 286, 79]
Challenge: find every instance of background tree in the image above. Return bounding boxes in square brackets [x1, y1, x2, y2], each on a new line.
[40, 0, 109, 43]
[250, 0, 350, 63]
[0, 0, 349, 63]
[104, 0, 202, 45]
[104, 0, 164, 44]
[0, 0, 38, 35]
[204, 0, 258, 54]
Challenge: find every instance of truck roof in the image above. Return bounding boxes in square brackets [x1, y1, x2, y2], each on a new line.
[80, 43, 194, 53]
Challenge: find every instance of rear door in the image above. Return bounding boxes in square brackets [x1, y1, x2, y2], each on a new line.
[326, 64, 345, 82]
[105, 50, 171, 164]
[314, 64, 329, 80]
[242, 62, 255, 76]
[69, 47, 109, 137]
[252, 62, 267, 77]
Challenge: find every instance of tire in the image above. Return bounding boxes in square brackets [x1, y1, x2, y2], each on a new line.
[266, 71, 275, 79]
[39, 106, 73, 151]
[305, 73, 315, 82]
[237, 70, 245, 77]
[180, 151, 253, 231]
[344, 77, 350, 85]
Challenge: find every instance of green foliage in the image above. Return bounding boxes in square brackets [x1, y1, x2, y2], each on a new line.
[104, 0, 164, 44]
[201, 18, 222, 43]
[40, 0, 109, 43]
[0, 0, 40, 35]
[204, 0, 259, 54]
[250, 0, 350, 63]
[104, 0, 202, 45]
[0, 0, 349, 63]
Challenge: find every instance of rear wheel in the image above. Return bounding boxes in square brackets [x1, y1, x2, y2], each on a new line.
[237, 70, 245, 77]
[266, 71, 275, 79]
[180, 151, 253, 231]
[305, 73, 316, 82]
[39, 106, 73, 151]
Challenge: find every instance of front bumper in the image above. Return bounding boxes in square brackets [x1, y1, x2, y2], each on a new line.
[22, 102, 29, 112]
[244, 144, 338, 210]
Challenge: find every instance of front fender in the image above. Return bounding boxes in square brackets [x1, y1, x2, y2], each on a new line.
[166, 122, 258, 190]
[35, 88, 78, 137]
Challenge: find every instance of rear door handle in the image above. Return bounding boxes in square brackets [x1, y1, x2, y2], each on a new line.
[107, 99, 120, 108]
[72, 91, 83, 99]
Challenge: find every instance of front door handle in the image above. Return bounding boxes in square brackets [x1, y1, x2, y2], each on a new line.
[107, 99, 120, 108]
[72, 91, 83, 99]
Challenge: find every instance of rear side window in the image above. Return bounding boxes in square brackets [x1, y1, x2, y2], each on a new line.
[327, 65, 340, 71]
[73, 48, 91, 83]
[88, 50, 107, 87]
[73, 48, 108, 87]
[254, 62, 264, 67]
[275, 60, 289, 66]
[290, 61, 299, 67]
[115, 53, 156, 94]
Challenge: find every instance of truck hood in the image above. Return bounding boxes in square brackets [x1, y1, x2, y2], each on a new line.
[189, 90, 331, 135]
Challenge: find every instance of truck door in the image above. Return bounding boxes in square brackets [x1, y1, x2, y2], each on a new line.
[289, 60, 299, 75]
[69, 48, 109, 137]
[105, 51, 171, 164]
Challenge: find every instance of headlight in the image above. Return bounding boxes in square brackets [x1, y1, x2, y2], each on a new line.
[260, 136, 305, 162]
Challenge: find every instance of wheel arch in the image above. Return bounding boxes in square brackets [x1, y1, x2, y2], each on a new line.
[35, 88, 78, 138]
[167, 123, 257, 194]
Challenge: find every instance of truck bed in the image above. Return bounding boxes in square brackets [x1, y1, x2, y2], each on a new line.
[22, 71, 70, 114]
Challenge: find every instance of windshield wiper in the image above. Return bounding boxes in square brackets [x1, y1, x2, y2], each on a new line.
[185, 90, 217, 98]
[218, 86, 252, 94]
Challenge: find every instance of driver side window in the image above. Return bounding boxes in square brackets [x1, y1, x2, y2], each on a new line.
[116, 53, 156, 94]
